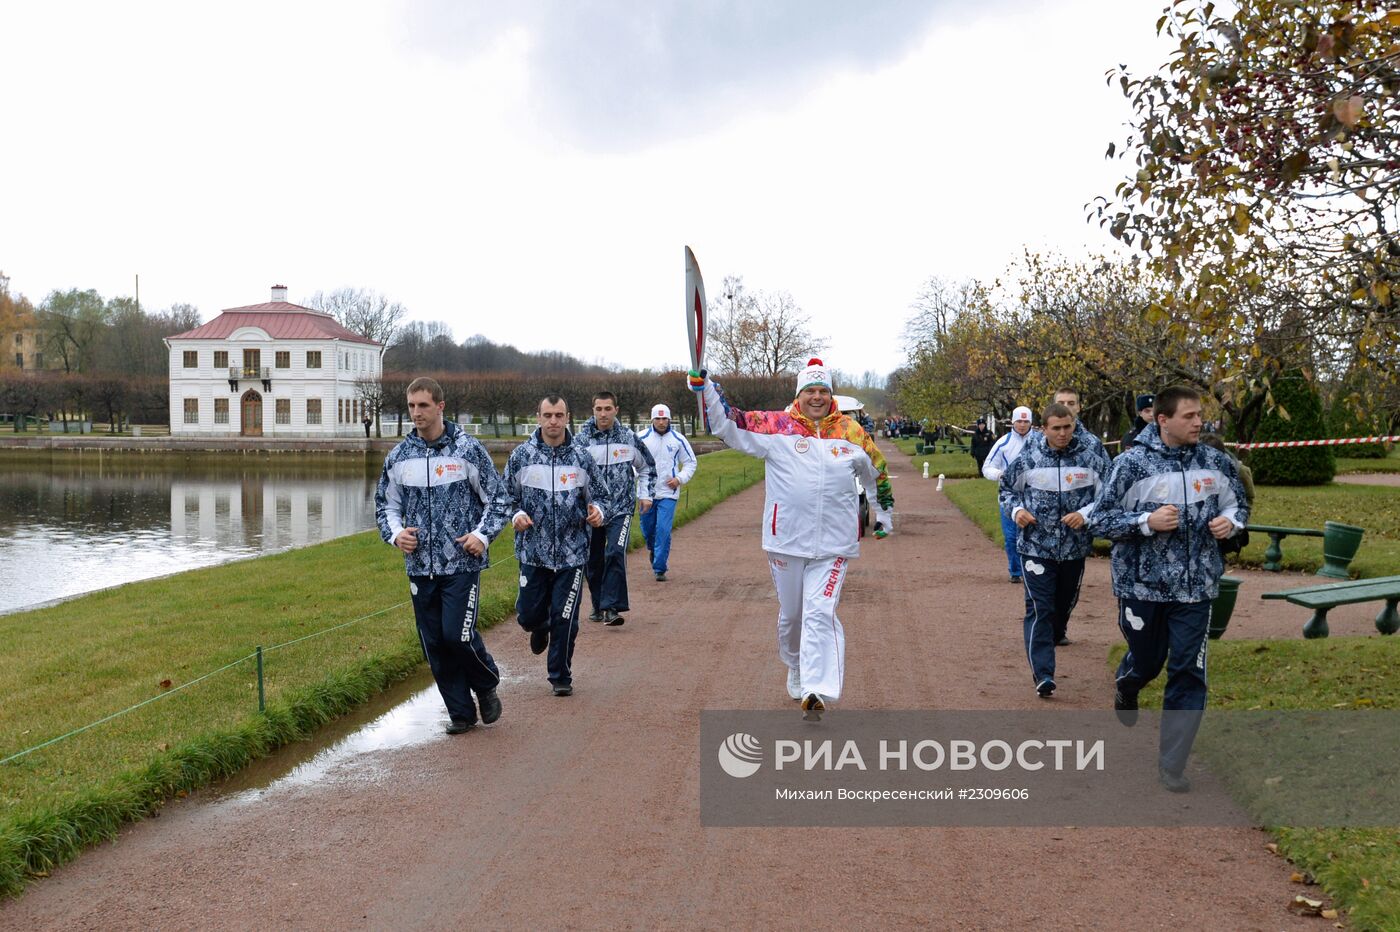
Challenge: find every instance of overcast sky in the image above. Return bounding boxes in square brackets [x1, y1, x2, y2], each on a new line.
[1, 0, 1171, 378]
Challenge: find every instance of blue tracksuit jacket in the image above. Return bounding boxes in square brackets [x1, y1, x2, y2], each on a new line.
[1087, 423, 1250, 602]
[374, 421, 507, 576]
[491, 428, 610, 570]
[997, 428, 1112, 562]
[574, 418, 657, 517]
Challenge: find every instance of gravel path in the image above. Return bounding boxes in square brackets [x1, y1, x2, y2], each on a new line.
[1334, 472, 1400, 487]
[2, 442, 1331, 930]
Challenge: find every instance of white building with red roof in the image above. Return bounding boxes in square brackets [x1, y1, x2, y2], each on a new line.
[164, 285, 382, 437]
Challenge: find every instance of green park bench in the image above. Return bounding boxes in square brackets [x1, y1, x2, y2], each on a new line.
[1246, 521, 1365, 578]
[1261, 574, 1400, 639]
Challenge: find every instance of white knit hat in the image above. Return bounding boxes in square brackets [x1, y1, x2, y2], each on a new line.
[795, 358, 833, 396]
[650, 404, 671, 419]
[1012, 405, 1033, 423]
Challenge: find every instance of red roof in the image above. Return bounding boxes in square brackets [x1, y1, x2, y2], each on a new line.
[169, 302, 381, 345]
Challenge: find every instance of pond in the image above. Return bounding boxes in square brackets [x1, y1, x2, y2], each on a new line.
[0, 451, 503, 616]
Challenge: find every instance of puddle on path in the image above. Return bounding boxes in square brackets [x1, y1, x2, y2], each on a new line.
[209, 662, 526, 803]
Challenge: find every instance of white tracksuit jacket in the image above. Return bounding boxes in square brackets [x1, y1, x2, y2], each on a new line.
[636, 425, 697, 501]
[702, 378, 882, 560]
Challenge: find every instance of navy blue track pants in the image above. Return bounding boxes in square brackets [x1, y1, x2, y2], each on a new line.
[1115, 596, 1211, 774]
[587, 513, 632, 613]
[1020, 556, 1084, 686]
[517, 564, 585, 687]
[409, 572, 500, 724]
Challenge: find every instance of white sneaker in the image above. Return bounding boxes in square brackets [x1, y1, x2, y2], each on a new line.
[786, 667, 802, 701]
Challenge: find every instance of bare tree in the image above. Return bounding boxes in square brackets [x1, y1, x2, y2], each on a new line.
[706, 277, 826, 377]
[905, 277, 981, 353]
[354, 376, 387, 437]
[304, 287, 407, 350]
[748, 290, 825, 377]
[708, 275, 757, 376]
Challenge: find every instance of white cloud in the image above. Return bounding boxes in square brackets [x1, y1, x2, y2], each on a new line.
[0, 0, 1172, 379]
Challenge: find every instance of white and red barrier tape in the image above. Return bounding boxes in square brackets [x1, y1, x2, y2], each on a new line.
[1230, 435, 1399, 451]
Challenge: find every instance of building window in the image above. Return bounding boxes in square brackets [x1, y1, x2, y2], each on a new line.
[183, 398, 199, 424]
[306, 351, 321, 369]
[275, 351, 290, 369]
[275, 399, 290, 425]
[339, 399, 346, 423]
[214, 351, 228, 369]
[33, 352, 42, 368]
[13, 353, 21, 368]
[183, 351, 198, 368]
[214, 398, 229, 424]
[306, 398, 322, 425]
[12, 334, 20, 346]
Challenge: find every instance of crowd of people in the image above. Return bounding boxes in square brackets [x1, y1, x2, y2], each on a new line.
[983, 385, 1249, 791]
[375, 378, 696, 725]
[376, 370, 1249, 792]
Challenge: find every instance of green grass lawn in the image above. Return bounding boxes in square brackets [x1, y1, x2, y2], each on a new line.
[890, 438, 983, 478]
[1111, 639, 1400, 930]
[1336, 447, 1400, 474]
[0, 450, 762, 897]
[945, 478, 1400, 578]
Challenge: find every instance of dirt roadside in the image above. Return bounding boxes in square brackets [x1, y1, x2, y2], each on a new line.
[2, 442, 1330, 930]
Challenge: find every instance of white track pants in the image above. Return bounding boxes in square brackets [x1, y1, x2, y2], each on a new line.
[767, 553, 850, 701]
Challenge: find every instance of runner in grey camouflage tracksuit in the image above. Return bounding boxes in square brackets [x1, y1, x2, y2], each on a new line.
[575, 392, 656, 625]
[489, 396, 609, 696]
[998, 404, 1111, 697]
[376, 378, 509, 733]
[1087, 387, 1249, 791]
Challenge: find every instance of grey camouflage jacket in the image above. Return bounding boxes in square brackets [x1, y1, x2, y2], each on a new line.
[1087, 424, 1249, 602]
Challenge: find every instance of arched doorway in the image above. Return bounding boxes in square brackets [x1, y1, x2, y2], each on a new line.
[240, 390, 263, 437]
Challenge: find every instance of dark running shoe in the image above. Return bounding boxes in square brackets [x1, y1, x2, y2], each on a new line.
[478, 689, 502, 725]
[530, 628, 549, 655]
[588, 610, 604, 622]
[603, 609, 625, 626]
[1056, 637, 1072, 647]
[655, 572, 667, 582]
[1036, 678, 1056, 699]
[1114, 688, 1139, 727]
[553, 684, 573, 697]
[1158, 767, 1191, 793]
[1009, 575, 1021, 584]
[445, 718, 476, 735]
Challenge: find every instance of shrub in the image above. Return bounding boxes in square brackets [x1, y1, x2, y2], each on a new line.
[1246, 370, 1335, 485]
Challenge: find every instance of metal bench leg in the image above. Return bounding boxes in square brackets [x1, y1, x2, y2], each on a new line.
[1263, 533, 1285, 572]
[1303, 607, 1330, 639]
[1377, 600, 1399, 637]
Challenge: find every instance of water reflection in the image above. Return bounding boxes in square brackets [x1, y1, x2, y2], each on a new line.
[211, 664, 526, 803]
[0, 454, 381, 615]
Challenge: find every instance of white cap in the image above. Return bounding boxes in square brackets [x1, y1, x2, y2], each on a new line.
[1012, 405, 1032, 423]
[651, 404, 671, 419]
